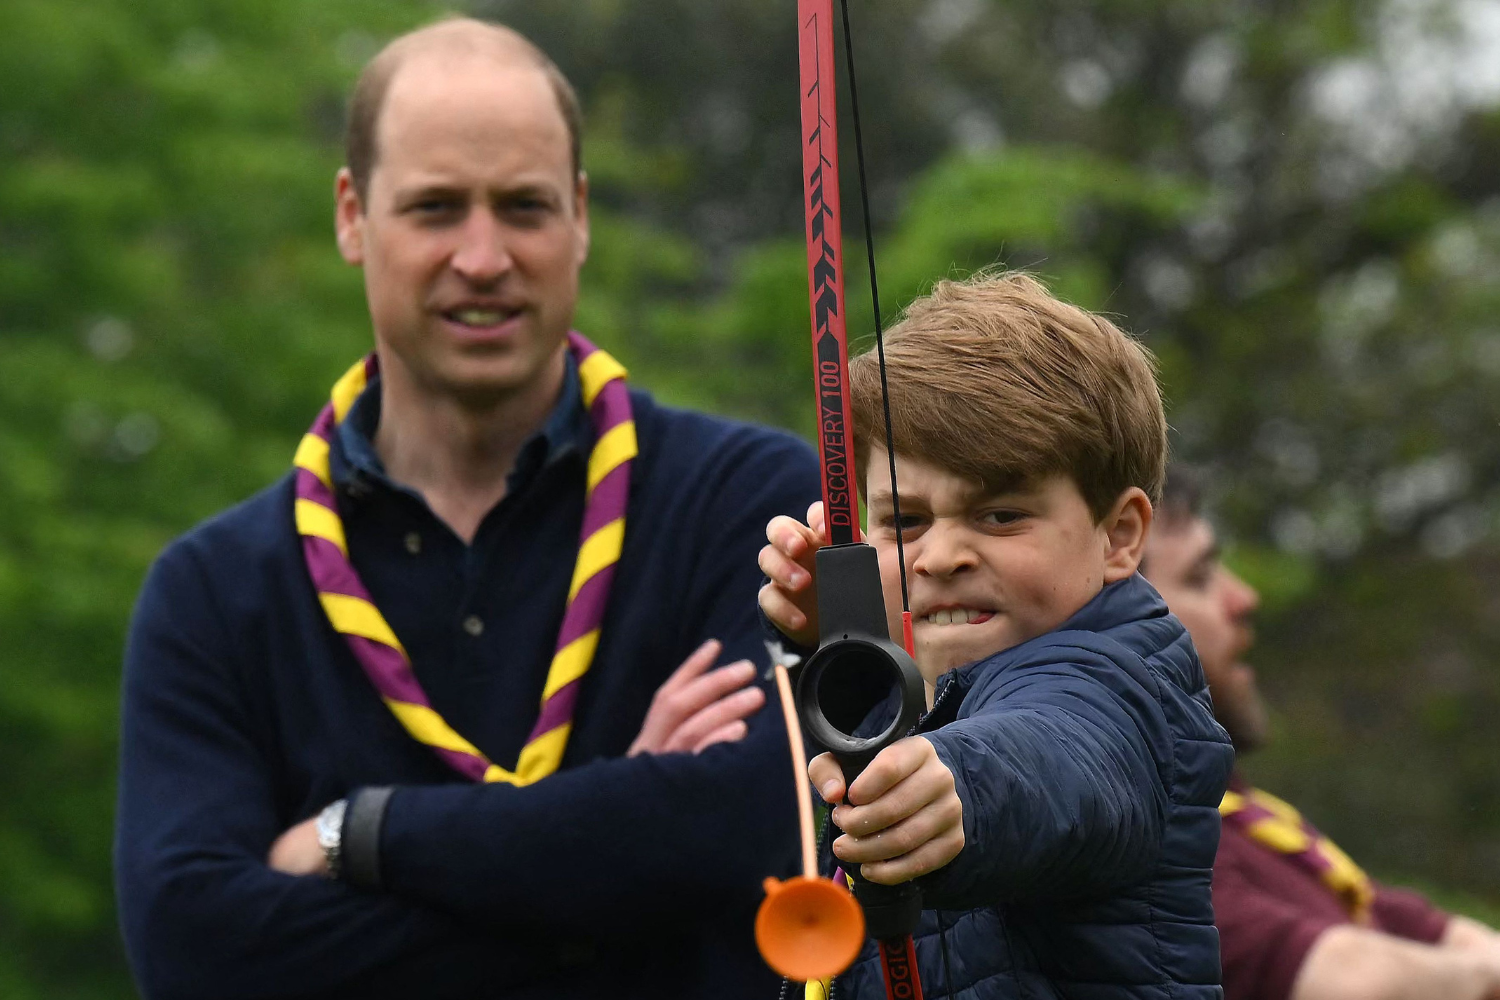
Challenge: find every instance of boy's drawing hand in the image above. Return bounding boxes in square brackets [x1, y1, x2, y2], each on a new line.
[811, 736, 965, 885]
[758, 501, 832, 648]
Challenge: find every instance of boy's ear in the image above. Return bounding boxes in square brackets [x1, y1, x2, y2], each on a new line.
[1100, 487, 1153, 584]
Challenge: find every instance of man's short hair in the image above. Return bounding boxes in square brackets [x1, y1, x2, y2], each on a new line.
[1157, 465, 1205, 530]
[849, 271, 1166, 520]
[344, 17, 584, 204]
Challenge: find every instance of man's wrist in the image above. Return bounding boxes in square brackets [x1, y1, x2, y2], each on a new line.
[341, 786, 395, 890]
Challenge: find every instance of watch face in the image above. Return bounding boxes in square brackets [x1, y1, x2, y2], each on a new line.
[317, 798, 347, 849]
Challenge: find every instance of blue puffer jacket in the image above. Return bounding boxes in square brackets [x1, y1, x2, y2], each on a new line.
[826, 574, 1233, 1000]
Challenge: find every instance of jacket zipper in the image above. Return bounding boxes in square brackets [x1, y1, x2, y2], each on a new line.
[915, 672, 960, 734]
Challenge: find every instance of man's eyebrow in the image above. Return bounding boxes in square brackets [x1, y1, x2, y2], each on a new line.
[393, 183, 466, 204]
[488, 182, 562, 202]
[1191, 541, 1221, 572]
[392, 181, 561, 203]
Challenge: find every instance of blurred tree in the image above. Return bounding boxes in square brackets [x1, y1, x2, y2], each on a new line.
[0, 3, 425, 994]
[3, 0, 1500, 996]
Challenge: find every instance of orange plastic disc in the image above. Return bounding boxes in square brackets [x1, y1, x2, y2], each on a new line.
[755, 875, 866, 981]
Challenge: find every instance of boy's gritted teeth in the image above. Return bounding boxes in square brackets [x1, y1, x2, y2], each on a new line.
[920, 607, 996, 626]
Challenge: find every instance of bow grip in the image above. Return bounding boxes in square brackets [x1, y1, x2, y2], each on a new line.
[796, 543, 924, 772]
[794, 542, 926, 941]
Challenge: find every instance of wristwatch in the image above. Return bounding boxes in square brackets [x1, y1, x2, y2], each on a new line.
[316, 798, 348, 880]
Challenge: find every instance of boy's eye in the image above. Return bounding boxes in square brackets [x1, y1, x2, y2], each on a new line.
[979, 509, 1027, 527]
[878, 513, 926, 532]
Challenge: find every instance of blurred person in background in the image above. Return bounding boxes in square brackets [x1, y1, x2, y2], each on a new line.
[113, 16, 818, 999]
[1143, 468, 1500, 1000]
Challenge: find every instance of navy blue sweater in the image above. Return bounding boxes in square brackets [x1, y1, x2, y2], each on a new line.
[115, 372, 821, 1000]
[829, 576, 1233, 999]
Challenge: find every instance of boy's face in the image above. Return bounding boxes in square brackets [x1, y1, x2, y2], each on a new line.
[865, 447, 1149, 685]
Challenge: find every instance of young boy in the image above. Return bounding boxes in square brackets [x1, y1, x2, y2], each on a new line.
[759, 272, 1233, 998]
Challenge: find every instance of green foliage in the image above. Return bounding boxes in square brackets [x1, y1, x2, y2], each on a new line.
[882, 148, 1202, 310]
[4, 0, 1500, 995]
[1221, 544, 1319, 614]
[0, 1, 431, 994]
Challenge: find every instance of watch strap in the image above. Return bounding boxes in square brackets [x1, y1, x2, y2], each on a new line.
[342, 786, 394, 890]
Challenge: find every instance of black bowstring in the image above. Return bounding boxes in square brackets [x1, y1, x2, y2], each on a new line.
[837, 2, 952, 997]
[836, 0, 908, 619]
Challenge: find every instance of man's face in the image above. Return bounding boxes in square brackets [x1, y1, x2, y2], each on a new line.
[865, 449, 1134, 685]
[335, 54, 588, 403]
[1143, 515, 1267, 750]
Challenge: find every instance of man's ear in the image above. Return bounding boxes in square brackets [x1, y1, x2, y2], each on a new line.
[334, 168, 365, 265]
[572, 171, 590, 267]
[1101, 487, 1153, 584]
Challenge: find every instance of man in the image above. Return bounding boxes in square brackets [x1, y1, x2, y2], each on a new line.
[115, 17, 818, 999]
[1142, 470, 1500, 1000]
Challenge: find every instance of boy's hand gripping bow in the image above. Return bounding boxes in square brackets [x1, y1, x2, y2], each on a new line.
[755, 3, 929, 997]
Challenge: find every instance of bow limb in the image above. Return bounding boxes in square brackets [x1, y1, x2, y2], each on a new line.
[798, 0, 861, 549]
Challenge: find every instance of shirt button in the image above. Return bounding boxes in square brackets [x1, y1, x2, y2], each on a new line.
[404, 532, 421, 555]
[463, 615, 484, 637]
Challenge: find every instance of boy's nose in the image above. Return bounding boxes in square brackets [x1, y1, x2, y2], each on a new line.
[912, 524, 976, 578]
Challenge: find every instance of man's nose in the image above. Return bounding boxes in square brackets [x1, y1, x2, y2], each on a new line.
[1226, 568, 1260, 618]
[450, 210, 512, 284]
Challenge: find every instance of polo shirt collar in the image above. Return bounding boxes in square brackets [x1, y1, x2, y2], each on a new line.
[328, 350, 588, 503]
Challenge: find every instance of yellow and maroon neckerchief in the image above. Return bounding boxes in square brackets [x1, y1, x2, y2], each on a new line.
[1220, 785, 1375, 923]
[292, 331, 636, 785]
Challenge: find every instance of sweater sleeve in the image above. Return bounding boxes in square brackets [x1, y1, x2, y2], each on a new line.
[116, 544, 519, 1000]
[373, 429, 820, 928]
[1371, 884, 1451, 943]
[1213, 857, 1336, 1000]
[915, 644, 1169, 909]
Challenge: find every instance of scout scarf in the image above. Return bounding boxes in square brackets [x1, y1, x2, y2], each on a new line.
[292, 331, 635, 785]
[1220, 785, 1375, 923]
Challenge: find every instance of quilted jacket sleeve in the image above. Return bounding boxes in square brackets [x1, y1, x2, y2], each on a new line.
[916, 641, 1170, 910]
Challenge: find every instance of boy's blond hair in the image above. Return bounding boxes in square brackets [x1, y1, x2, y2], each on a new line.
[850, 271, 1166, 519]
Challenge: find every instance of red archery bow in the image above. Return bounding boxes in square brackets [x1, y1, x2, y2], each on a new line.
[755, 3, 930, 998]
[798, 0, 861, 550]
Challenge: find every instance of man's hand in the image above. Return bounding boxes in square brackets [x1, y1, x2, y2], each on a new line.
[810, 736, 965, 885]
[628, 639, 765, 757]
[1293, 923, 1500, 1000]
[268, 816, 326, 877]
[1446, 916, 1500, 956]
[758, 501, 831, 648]
[1445, 917, 1500, 998]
